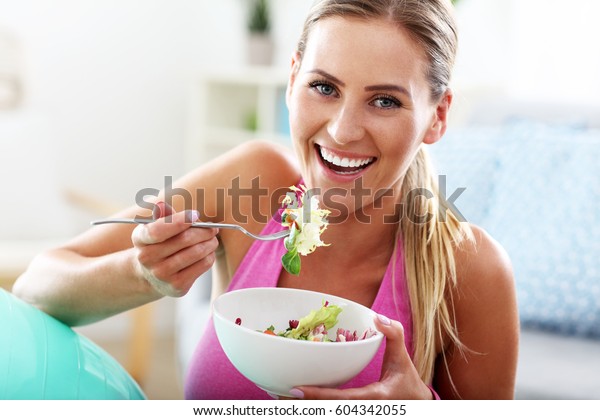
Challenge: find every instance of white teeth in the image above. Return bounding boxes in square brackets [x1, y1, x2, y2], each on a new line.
[319, 147, 374, 168]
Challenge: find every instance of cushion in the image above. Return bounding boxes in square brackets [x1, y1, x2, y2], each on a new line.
[428, 125, 504, 226]
[484, 121, 600, 338]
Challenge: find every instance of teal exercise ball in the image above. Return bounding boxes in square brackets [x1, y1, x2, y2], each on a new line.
[0, 289, 146, 399]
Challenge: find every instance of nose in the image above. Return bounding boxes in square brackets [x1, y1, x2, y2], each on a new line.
[327, 103, 366, 145]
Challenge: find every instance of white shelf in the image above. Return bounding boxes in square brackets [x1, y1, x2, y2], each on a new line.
[185, 66, 291, 170]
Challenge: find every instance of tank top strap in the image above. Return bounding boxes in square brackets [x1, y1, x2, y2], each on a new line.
[225, 209, 286, 291]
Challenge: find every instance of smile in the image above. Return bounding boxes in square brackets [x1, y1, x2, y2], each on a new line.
[317, 145, 376, 175]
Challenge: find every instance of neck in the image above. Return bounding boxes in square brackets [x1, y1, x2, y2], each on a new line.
[319, 209, 399, 265]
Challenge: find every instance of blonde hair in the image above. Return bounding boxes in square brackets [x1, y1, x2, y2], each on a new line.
[296, 0, 472, 385]
[400, 147, 472, 385]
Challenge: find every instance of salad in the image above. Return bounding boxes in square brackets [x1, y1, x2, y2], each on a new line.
[238, 301, 377, 343]
[280, 185, 331, 275]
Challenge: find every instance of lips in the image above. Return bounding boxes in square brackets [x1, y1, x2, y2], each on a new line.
[317, 145, 376, 175]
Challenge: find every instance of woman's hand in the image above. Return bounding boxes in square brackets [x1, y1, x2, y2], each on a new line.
[288, 315, 435, 400]
[131, 201, 219, 297]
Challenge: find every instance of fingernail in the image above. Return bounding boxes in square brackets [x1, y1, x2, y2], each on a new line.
[152, 201, 165, 220]
[185, 210, 200, 223]
[377, 314, 391, 326]
[289, 388, 304, 399]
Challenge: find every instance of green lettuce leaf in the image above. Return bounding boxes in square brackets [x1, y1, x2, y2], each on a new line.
[286, 302, 342, 339]
[281, 249, 301, 275]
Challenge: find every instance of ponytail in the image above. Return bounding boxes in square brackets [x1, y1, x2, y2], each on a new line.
[399, 146, 473, 385]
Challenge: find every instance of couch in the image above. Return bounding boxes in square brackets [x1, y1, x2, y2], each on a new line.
[176, 101, 600, 399]
[429, 104, 600, 399]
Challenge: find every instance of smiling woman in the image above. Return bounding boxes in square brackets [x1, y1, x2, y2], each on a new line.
[13, 0, 518, 401]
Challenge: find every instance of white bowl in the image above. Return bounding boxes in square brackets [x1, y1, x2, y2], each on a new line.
[212, 287, 384, 397]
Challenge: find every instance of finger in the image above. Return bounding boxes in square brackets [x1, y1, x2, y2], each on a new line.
[297, 316, 430, 401]
[132, 223, 158, 245]
[165, 251, 217, 295]
[374, 314, 413, 380]
[146, 250, 217, 297]
[149, 236, 219, 280]
[136, 225, 219, 265]
[137, 237, 218, 298]
[132, 209, 201, 246]
[149, 209, 204, 242]
[375, 315, 437, 399]
[152, 201, 175, 220]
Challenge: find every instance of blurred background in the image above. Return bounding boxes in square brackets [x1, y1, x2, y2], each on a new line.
[0, 0, 598, 399]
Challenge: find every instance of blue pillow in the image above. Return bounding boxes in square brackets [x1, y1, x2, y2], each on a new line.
[483, 122, 600, 338]
[428, 125, 504, 226]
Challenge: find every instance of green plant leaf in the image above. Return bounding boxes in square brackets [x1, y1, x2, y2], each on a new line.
[286, 303, 342, 339]
[248, 0, 270, 33]
[282, 249, 301, 276]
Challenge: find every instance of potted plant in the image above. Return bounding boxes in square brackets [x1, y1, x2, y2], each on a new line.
[246, 0, 273, 66]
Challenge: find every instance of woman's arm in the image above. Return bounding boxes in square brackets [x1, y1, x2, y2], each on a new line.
[13, 242, 160, 327]
[13, 140, 300, 326]
[434, 224, 519, 399]
[12, 199, 219, 326]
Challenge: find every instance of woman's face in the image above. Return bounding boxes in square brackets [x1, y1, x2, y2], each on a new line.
[287, 17, 450, 220]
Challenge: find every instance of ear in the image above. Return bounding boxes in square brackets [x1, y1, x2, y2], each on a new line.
[422, 89, 452, 145]
[286, 51, 301, 108]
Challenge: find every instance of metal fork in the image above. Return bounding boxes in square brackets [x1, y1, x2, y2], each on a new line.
[90, 218, 290, 241]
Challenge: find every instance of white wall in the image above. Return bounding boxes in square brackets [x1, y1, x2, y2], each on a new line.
[3, 0, 598, 239]
[0, 0, 310, 240]
[506, 0, 600, 106]
[452, 0, 600, 122]
[0, 0, 311, 343]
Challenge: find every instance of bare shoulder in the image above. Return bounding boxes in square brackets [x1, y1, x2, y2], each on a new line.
[165, 139, 301, 224]
[195, 140, 301, 189]
[453, 224, 514, 297]
[438, 223, 519, 398]
[451, 223, 517, 328]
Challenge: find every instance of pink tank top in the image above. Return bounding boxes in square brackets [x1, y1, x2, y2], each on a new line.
[184, 212, 413, 399]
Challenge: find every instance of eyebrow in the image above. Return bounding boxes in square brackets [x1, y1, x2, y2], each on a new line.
[307, 68, 412, 100]
[308, 69, 345, 87]
[365, 84, 411, 99]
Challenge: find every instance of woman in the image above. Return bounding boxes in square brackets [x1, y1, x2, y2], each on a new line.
[13, 0, 518, 399]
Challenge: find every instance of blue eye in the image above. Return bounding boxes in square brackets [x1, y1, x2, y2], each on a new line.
[309, 81, 337, 97]
[317, 84, 334, 96]
[372, 95, 401, 109]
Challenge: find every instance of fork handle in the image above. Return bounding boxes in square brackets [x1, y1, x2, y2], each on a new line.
[191, 222, 238, 230]
[91, 218, 235, 230]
